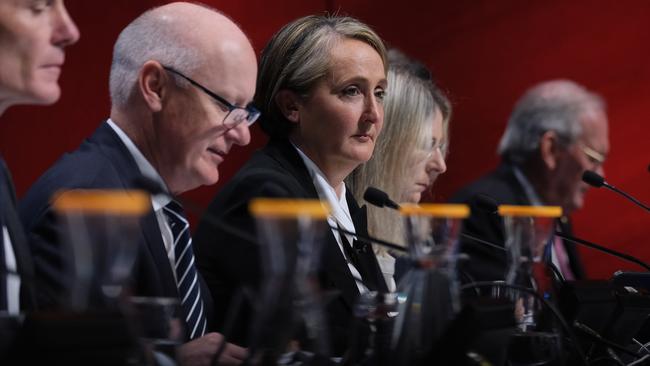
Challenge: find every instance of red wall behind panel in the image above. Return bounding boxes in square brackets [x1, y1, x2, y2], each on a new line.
[1, 1, 647, 278]
[337, 0, 650, 278]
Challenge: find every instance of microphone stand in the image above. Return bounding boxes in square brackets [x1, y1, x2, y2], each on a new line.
[604, 184, 650, 212]
[555, 232, 650, 272]
[582, 171, 650, 213]
[330, 225, 407, 253]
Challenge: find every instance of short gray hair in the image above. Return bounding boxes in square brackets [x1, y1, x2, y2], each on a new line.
[498, 79, 605, 164]
[109, 6, 206, 108]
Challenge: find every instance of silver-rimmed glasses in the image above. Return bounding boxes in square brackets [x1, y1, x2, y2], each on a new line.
[162, 66, 260, 129]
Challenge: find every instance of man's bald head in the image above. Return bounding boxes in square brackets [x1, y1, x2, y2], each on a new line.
[109, 2, 255, 109]
[106, 2, 257, 194]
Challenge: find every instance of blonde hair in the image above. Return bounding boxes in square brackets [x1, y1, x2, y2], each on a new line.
[347, 50, 451, 253]
[255, 14, 387, 138]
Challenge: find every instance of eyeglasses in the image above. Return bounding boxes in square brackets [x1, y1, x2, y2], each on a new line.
[580, 144, 606, 168]
[418, 140, 449, 162]
[162, 66, 260, 129]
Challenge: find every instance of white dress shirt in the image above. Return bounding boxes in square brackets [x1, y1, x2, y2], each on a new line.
[3, 226, 19, 314]
[292, 144, 367, 294]
[376, 253, 396, 292]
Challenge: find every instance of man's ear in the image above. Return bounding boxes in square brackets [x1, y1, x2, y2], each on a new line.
[138, 61, 167, 112]
[539, 130, 560, 170]
[274, 89, 301, 123]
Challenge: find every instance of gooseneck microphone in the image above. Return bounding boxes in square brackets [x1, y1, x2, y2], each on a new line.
[333, 225, 406, 253]
[581, 170, 605, 188]
[582, 170, 650, 212]
[363, 186, 400, 209]
[363, 187, 506, 252]
[554, 231, 650, 272]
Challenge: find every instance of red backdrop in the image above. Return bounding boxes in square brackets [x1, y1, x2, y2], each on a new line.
[1, 0, 648, 279]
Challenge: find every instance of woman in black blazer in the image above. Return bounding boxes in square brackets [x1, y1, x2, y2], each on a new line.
[193, 15, 389, 356]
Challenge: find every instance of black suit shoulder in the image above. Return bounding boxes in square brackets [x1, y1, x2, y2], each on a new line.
[194, 141, 314, 342]
[20, 144, 128, 229]
[451, 164, 526, 206]
[18, 123, 140, 308]
[195, 142, 313, 284]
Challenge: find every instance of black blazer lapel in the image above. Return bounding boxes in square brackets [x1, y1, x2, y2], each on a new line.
[264, 140, 366, 308]
[348, 193, 387, 292]
[139, 213, 178, 297]
[260, 139, 390, 307]
[263, 139, 319, 198]
[94, 122, 178, 298]
[321, 230, 359, 311]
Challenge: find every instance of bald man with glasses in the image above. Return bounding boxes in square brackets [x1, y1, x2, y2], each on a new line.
[19, 3, 258, 365]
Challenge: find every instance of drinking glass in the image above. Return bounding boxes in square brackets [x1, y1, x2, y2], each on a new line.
[248, 198, 331, 363]
[52, 189, 150, 311]
[499, 205, 563, 365]
[391, 203, 469, 364]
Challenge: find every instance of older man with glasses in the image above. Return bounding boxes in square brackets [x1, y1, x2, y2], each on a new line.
[19, 3, 257, 365]
[451, 79, 609, 282]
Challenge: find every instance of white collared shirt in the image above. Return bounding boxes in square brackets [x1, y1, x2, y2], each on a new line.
[511, 166, 543, 206]
[106, 119, 177, 280]
[3, 226, 19, 314]
[292, 144, 367, 294]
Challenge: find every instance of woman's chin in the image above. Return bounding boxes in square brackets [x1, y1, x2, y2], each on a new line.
[406, 192, 422, 204]
[29, 83, 62, 106]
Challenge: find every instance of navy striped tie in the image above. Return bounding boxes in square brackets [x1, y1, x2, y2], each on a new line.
[163, 201, 207, 340]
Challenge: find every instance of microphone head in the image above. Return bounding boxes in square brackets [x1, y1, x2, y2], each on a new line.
[363, 186, 400, 209]
[582, 170, 605, 188]
[132, 175, 166, 195]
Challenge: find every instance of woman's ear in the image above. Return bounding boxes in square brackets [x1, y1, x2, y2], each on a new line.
[275, 89, 301, 123]
[539, 130, 560, 170]
[138, 61, 167, 112]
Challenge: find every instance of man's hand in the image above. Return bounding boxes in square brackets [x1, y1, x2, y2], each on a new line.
[177, 332, 247, 366]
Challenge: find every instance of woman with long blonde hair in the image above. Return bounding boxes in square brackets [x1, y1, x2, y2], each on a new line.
[348, 50, 451, 291]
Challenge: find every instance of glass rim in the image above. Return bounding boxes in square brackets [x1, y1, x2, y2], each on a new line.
[498, 205, 562, 218]
[399, 203, 470, 218]
[249, 198, 330, 219]
[51, 189, 151, 215]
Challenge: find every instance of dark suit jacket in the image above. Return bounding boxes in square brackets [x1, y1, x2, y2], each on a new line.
[0, 159, 37, 311]
[450, 163, 585, 282]
[18, 121, 213, 337]
[193, 138, 387, 355]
